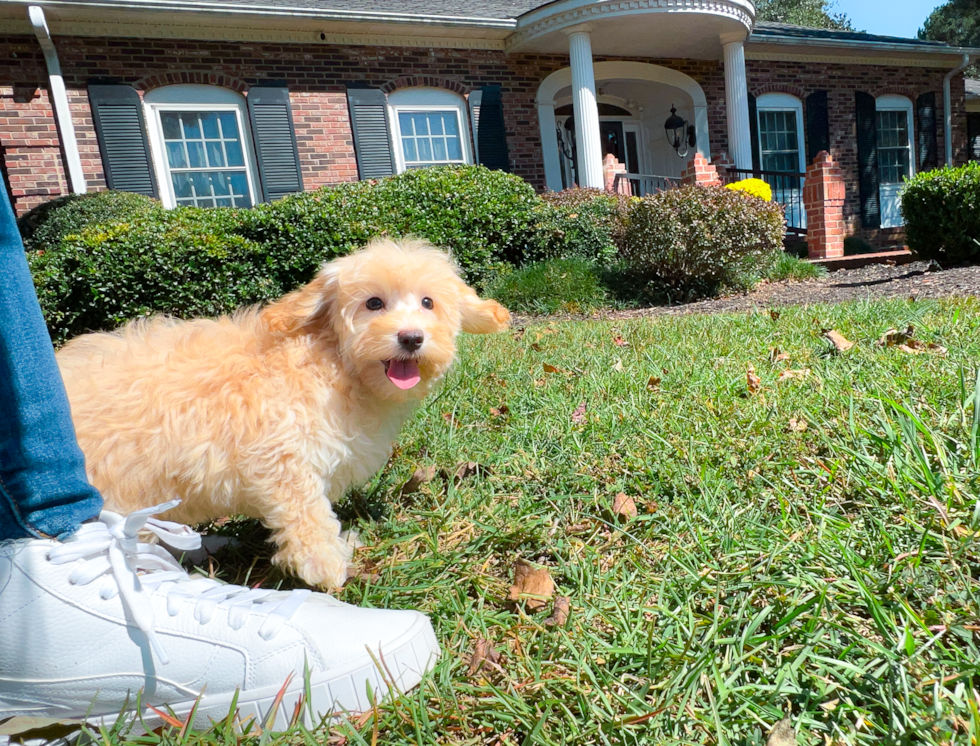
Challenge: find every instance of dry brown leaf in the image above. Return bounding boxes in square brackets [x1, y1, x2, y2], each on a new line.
[400, 465, 438, 496]
[747, 366, 762, 393]
[770, 348, 790, 364]
[530, 342, 543, 352]
[787, 417, 808, 433]
[512, 328, 526, 341]
[767, 717, 796, 746]
[899, 339, 948, 356]
[571, 401, 588, 424]
[613, 335, 630, 347]
[467, 638, 503, 677]
[612, 359, 624, 372]
[778, 369, 811, 381]
[824, 330, 854, 352]
[346, 571, 381, 585]
[543, 363, 560, 374]
[452, 461, 483, 483]
[769, 310, 781, 321]
[442, 412, 458, 426]
[566, 521, 594, 534]
[612, 492, 638, 520]
[878, 325, 914, 347]
[647, 376, 661, 391]
[544, 596, 571, 627]
[490, 403, 510, 417]
[508, 559, 554, 611]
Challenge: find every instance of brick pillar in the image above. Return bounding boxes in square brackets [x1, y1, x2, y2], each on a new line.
[603, 153, 629, 194]
[711, 150, 735, 185]
[680, 153, 721, 187]
[804, 151, 846, 260]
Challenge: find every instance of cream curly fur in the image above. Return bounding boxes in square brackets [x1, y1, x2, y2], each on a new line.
[57, 238, 510, 587]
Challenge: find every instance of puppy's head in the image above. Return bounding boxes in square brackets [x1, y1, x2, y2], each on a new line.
[262, 237, 510, 401]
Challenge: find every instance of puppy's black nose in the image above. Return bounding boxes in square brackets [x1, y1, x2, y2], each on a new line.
[397, 330, 424, 352]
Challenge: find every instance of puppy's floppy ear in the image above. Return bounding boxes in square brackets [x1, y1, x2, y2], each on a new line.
[261, 265, 338, 336]
[457, 282, 511, 334]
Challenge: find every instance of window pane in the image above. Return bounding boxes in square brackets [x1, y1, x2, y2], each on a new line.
[161, 112, 182, 140]
[417, 136, 432, 162]
[201, 112, 220, 139]
[191, 172, 212, 197]
[207, 141, 226, 168]
[758, 107, 800, 174]
[225, 140, 245, 167]
[212, 171, 231, 196]
[166, 141, 187, 169]
[218, 112, 238, 138]
[215, 197, 232, 207]
[442, 113, 459, 137]
[402, 137, 418, 162]
[446, 135, 461, 160]
[172, 172, 192, 198]
[182, 114, 201, 140]
[186, 141, 206, 168]
[432, 137, 447, 161]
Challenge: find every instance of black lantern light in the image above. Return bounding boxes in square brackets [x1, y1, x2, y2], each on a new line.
[663, 104, 696, 157]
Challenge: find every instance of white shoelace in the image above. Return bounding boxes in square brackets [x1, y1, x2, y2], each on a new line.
[46, 501, 311, 665]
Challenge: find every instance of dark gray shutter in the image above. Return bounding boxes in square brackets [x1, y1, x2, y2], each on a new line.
[855, 91, 880, 229]
[346, 86, 395, 179]
[87, 84, 157, 197]
[806, 90, 830, 164]
[748, 92, 760, 172]
[476, 85, 510, 172]
[247, 86, 304, 202]
[917, 91, 939, 171]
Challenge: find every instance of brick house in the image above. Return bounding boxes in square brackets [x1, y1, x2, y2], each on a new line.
[0, 0, 977, 247]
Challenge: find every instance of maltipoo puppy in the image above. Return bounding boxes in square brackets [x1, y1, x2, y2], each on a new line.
[57, 238, 510, 587]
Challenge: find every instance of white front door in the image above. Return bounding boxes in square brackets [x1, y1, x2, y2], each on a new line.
[876, 101, 914, 229]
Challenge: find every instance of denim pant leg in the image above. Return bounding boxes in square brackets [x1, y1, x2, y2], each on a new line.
[0, 186, 103, 541]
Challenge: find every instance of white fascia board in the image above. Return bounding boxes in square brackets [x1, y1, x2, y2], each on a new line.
[0, 0, 517, 28]
[747, 33, 980, 60]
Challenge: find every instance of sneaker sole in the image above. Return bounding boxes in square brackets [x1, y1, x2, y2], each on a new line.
[104, 611, 440, 732]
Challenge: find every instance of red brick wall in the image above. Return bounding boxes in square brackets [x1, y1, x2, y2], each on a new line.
[0, 30, 968, 252]
[747, 59, 967, 248]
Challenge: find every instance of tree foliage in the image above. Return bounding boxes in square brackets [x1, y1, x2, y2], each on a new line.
[918, 0, 980, 47]
[755, 0, 855, 30]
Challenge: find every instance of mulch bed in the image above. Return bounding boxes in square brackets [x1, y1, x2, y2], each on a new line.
[514, 262, 980, 325]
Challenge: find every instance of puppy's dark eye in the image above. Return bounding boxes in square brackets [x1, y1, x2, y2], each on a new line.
[365, 297, 385, 311]
[421, 297, 434, 310]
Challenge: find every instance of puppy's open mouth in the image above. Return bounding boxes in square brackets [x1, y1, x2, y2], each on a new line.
[383, 359, 421, 390]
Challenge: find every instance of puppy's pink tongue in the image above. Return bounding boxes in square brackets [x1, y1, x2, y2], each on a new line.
[386, 359, 421, 390]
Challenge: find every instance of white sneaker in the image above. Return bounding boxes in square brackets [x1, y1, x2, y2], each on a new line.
[0, 502, 439, 730]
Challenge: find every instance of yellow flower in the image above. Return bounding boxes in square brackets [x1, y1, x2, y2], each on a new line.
[726, 178, 773, 202]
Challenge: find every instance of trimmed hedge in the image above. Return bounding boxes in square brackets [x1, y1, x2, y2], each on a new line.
[901, 162, 980, 266]
[529, 188, 629, 264]
[26, 167, 547, 344]
[622, 185, 786, 297]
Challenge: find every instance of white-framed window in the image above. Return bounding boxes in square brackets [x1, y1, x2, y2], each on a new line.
[756, 93, 806, 174]
[143, 84, 260, 209]
[876, 94, 915, 229]
[388, 87, 472, 173]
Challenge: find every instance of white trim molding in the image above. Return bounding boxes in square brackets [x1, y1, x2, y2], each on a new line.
[510, 0, 754, 51]
[28, 5, 86, 194]
[755, 92, 806, 174]
[876, 93, 915, 229]
[387, 87, 473, 173]
[723, 38, 752, 170]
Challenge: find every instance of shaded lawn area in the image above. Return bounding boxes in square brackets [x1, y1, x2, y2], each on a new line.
[190, 298, 979, 745]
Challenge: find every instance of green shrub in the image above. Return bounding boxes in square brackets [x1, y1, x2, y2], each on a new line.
[529, 188, 629, 263]
[237, 166, 539, 287]
[19, 191, 161, 251]
[485, 258, 609, 316]
[901, 162, 980, 265]
[622, 185, 786, 298]
[28, 167, 545, 344]
[765, 252, 828, 283]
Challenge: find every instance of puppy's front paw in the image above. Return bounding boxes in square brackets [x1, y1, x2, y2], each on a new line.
[273, 536, 352, 589]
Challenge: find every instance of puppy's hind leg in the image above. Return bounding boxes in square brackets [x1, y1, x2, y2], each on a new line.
[259, 468, 353, 588]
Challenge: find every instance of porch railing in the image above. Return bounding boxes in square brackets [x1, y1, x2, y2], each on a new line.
[612, 172, 677, 197]
[727, 167, 807, 235]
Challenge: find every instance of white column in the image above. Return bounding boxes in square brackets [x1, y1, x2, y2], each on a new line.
[536, 102, 564, 192]
[567, 28, 603, 189]
[723, 39, 753, 171]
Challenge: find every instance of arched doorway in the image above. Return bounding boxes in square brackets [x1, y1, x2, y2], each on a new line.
[536, 61, 710, 192]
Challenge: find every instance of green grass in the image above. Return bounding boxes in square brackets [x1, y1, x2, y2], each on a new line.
[765, 253, 829, 283]
[485, 258, 612, 316]
[89, 298, 980, 745]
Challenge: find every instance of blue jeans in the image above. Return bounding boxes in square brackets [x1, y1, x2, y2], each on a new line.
[0, 185, 103, 541]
